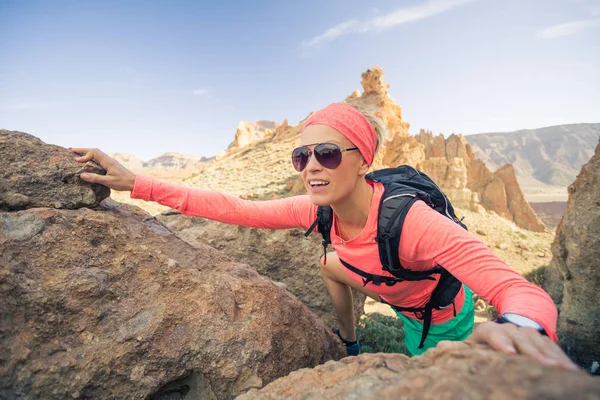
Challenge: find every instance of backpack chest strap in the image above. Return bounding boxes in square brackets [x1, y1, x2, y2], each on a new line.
[339, 259, 410, 287]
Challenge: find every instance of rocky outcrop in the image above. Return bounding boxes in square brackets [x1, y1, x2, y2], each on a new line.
[344, 67, 412, 168]
[229, 121, 279, 150]
[156, 211, 366, 328]
[339, 70, 544, 231]
[0, 133, 343, 399]
[543, 138, 600, 371]
[0, 130, 110, 211]
[239, 347, 600, 399]
[415, 130, 545, 231]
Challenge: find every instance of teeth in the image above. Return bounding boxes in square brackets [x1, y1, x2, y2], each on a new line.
[310, 180, 329, 186]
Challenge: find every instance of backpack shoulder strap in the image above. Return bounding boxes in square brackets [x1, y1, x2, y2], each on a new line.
[376, 187, 443, 280]
[305, 205, 333, 263]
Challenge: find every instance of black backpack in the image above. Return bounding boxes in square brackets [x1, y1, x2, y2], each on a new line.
[305, 165, 467, 349]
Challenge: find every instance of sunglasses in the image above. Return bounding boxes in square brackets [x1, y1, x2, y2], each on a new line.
[291, 143, 359, 172]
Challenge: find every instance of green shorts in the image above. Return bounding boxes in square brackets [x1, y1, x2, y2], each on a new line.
[393, 285, 475, 356]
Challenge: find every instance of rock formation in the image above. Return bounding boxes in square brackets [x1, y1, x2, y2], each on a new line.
[0, 130, 110, 211]
[543, 138, 600, 371]
[340, 68, 544, 231]
[229, 121, 279, 150]
[156, 211, 366, 328]
[239, 347, 600, 399]
[0, 133, 343, 399]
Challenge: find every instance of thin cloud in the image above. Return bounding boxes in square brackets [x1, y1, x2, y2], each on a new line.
[302, 20, 361, 49]
[193, 89, 208, 96]
[537, 19, 599, 39]
[302, 0, 475, 51]
[368, 0, 474, 30]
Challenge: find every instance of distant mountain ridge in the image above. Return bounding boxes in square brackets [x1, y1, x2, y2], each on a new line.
[109, 152, 212, 170]
[466, 123, 600, 187]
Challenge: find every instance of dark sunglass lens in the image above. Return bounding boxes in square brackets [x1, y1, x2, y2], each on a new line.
[314, 143, 342, 169]
[291, 147, 309, 171]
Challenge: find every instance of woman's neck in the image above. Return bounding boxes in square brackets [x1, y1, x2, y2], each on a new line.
[331, 179, 373, 230]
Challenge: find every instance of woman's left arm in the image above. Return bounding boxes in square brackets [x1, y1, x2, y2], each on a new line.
[402, 201, 578, 370]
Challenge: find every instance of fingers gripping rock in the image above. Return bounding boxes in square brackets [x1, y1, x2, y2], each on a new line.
[0, 130, 110, 211]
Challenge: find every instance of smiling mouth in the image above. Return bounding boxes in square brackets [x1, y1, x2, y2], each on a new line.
[309, 180, 330, 187]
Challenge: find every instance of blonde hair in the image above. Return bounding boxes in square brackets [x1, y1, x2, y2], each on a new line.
[342, 99, 387, 157]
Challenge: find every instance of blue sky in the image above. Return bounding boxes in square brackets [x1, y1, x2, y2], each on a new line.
[1, 0, 599, 160]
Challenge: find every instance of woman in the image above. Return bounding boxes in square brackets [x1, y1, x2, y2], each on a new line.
[71, 102, 577, 370]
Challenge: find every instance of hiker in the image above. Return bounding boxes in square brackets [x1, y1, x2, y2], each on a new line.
[70, 101, 577, 371]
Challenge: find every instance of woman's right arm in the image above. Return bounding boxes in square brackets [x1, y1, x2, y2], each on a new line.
[132, 174, 316, 230]
[70, 148, 316, 230]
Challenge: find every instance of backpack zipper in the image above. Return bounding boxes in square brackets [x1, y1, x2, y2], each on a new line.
[382, 193, 416, 203]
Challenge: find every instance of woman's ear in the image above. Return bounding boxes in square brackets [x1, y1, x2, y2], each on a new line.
[357, 157, 370, 176]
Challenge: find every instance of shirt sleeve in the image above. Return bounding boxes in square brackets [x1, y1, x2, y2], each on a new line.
[130, 174, 318, 230]
[400, 200, 558, 342]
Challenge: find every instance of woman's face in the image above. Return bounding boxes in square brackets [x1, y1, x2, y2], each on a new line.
[299, 124, 368, 206]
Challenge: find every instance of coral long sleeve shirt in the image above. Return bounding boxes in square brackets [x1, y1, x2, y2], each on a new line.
[131, 175, 558, 341]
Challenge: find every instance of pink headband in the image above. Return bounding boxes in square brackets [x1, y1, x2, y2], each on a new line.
[301, 102, 377, 166]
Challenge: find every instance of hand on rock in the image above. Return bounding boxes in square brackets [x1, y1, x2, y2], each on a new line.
[437, 321, 579, 371]
[70, 148, 136, 191]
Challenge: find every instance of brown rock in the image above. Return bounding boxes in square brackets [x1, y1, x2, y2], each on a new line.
[467, 158, 494, 192]
[415, 130, 543, 231]
[493, 164, 546, 232]
[0, 200, 343, 399]
[0, 129, 345, 400]
[380, 134, 424, 168]
[0, 130, 110, 211]
[238, 348, 600, 399]
[475, 229, 486, 236]
[229, 121, 279, 150]
[480, 176, 509, 217]
[544, 138, 600, 371]
[156, 211, 366, 328]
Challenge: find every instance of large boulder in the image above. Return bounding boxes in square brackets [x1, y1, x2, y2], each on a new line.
[0, 130, 110, 211]
[0, 200, 343, 399]
[544, 138, 600, 371]
[0, 132, 343, 399]
[238, 347, 600, 399]
[155, 211, 366, 328]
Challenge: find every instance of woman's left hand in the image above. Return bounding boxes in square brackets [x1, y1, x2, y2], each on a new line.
[437, 321, 579, 371]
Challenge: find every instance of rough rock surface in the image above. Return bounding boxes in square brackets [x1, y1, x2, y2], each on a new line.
[543, 138, 600, 371]
[229, 121, 279, 150]
[238, 347, 600, 400]
[0, 130, 110, 211]
[155, 211, 366, 328]
[416, 130, 545, 231]
[0, 199, 343, 399]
